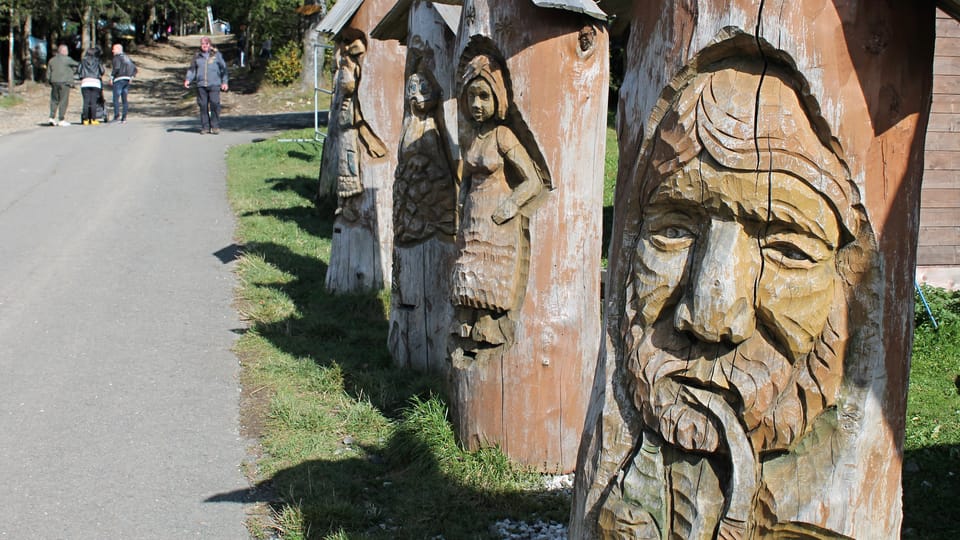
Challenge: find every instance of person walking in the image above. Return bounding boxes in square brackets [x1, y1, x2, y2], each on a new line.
[183, 36, 229, 134]
[110, 43, 137, 124]
[47, 44, 78, 126]
[78, 47, 105, 125]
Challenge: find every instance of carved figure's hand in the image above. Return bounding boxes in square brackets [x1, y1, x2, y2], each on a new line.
[492, 199, 519, 225]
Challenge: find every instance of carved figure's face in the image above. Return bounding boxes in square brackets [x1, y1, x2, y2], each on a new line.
[465, 78, 495, 124]
[406, 73, 436, 113]
[628, 152, 845, 454]
[637, 155, 840, 357]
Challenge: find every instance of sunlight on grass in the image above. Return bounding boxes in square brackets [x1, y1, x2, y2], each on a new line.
[0, 94, 23, 109]
[227, 130, 561, 539]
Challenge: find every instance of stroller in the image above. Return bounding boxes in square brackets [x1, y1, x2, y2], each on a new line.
[95, 89, 108, 122]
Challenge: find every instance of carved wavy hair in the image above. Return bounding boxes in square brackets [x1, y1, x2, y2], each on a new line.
[621, 57, 874, 453]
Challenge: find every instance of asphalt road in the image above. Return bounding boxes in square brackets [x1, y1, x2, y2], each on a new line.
[0, 114, 313, 539]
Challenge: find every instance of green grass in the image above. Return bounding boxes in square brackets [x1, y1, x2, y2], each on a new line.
[0, 93, 23, 108]
[902, 286, 960, 539]
[228, 128, 960, 539]
[227, 129, 566, 539]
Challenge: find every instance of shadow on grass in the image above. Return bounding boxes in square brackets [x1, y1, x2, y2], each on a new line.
[218, 171, 569, 538]
[208, 435, 570, 539]
[902, 443, 960, 539]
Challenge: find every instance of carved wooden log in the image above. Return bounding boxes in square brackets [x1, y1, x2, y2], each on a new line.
[571, 2, 934, 538]
[448, 0, 607, 472]
[378, 0, 462, 373]
[321, 0, 406, 293]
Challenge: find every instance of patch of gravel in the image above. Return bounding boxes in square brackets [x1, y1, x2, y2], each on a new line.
[489, 473, 574, 539]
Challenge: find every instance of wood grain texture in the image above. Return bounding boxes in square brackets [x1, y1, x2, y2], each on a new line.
[571, 1, 933, 537]
[446, 0, 606, 473]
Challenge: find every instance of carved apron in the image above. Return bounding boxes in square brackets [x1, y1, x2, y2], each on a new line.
[452, 126, 523, 313]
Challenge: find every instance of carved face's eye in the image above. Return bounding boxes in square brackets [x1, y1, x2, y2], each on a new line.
[761, 232, 829, 269]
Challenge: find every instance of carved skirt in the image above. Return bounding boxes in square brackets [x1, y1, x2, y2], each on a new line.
[452, 174, 522, 313]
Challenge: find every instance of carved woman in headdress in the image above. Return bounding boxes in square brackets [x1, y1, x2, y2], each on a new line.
[451, 53, 547, 352]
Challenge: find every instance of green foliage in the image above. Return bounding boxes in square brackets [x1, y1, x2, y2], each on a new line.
[915, 284, 960, 329]
[903, 285, 960, 538]
[265, 41, 302, 86]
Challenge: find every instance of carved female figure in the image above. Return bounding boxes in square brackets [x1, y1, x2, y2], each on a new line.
[451, 53, 546, 353]
[394, 70, 456, 244]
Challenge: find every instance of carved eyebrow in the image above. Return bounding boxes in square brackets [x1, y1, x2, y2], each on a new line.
[763, 201, 838, 248]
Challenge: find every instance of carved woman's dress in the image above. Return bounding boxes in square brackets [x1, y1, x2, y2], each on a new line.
[452, 126, 529, 313]
[394, 113, 455, 244]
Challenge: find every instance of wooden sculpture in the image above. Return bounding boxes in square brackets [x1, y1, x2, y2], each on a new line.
[571, 2, 935, 537]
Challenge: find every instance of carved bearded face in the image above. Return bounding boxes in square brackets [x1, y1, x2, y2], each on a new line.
[625, 67, 853, 455]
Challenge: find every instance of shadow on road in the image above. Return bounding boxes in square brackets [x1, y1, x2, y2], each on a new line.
[163, 111, 328, 134]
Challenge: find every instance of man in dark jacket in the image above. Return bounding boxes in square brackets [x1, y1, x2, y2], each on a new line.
[110, 43, 137, 123]
[47, 44, 79, 126]
[183, 36, 229, 134]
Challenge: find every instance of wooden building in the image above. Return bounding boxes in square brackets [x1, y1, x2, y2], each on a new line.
[922, 6, 960, 289]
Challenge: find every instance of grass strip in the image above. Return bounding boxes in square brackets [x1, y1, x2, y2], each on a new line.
[227, 130, 566, 540]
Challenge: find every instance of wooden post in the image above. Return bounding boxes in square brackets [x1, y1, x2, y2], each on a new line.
[571, 1, 934, 537]
[447, 0, 607, 473]
[320, 0, 406, 293]
[376, 0, 462, 373]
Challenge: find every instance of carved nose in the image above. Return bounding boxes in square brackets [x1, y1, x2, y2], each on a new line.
[674, 220, 756, 344]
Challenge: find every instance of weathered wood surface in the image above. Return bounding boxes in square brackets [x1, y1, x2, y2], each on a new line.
[448, 0, 607, 472]
[571, 1, 933, 538]
[322, 0, 406, 293]
[384, 0, 461, 373]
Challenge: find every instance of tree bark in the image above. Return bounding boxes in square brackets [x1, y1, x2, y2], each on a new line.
[20, 11, 33, 82]
[7, 6, 15, 91]
[80, 4, 92, 51]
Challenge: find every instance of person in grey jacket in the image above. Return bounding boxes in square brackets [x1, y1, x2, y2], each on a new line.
[183, 36, 229, 134]
[47, 44, 79, 126]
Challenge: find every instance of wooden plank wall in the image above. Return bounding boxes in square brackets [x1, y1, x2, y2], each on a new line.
[923, 10, 960, 265]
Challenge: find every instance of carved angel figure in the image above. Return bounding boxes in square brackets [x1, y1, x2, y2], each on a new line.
[592, 61, 870, 540]
[394, 70, 456, 244]
[450, 53, 546, 352]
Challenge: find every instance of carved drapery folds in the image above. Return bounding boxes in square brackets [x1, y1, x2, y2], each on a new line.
[393, 64, 456, 245]
[575, 46, 880, 540]
[320, 31, 387, 223]
[449, 49, 549, 360]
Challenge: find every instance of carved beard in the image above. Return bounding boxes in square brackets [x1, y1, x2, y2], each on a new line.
[623, 282, 844, 456]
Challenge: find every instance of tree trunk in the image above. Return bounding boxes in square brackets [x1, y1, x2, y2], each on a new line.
[20, 12, 33, 82]
[446, 0, 606, 474]
[80, 4, 92, 51]
[144, 2, 156, 46]
[7, 6, 15, 91]
[570, 1, 935, 538]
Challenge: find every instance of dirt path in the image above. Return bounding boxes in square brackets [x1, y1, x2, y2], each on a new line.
[0, 35, 315, 136]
